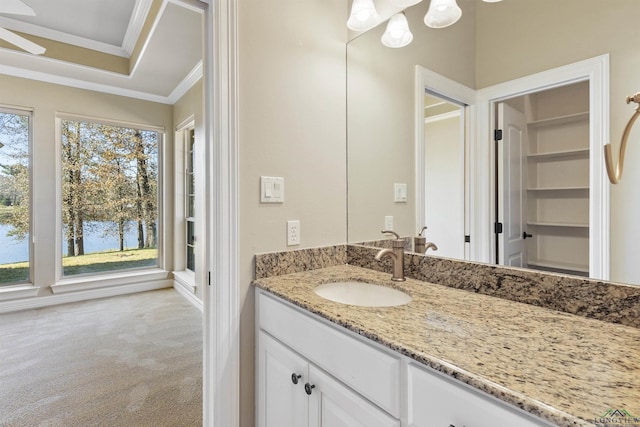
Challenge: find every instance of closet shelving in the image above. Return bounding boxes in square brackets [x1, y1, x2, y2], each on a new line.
[524, 81, 590, 276]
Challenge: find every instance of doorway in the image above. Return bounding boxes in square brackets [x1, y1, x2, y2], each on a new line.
[423, 91, 466, 259]
[480, 55, 609, 280]
[496, 81, 591, 276]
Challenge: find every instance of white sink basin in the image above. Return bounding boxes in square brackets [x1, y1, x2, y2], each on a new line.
[313, 281, 411, 307]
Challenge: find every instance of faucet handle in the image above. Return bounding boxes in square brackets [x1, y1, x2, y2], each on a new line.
[381, 229, 400, 240]
[418, 226, 428, 237]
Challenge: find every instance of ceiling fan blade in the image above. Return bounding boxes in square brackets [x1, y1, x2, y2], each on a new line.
[0, 27, 45, 54]
[0, 0, 36, 16]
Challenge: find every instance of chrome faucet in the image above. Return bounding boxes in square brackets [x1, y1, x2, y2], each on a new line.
[374, 230, 406, 282]
[414, 226, 438, 254]
[424, 242, 438, 252]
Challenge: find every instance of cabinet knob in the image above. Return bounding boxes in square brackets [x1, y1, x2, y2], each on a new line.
[291, 373, 302, 385]
[304, 382, 315, 395]
[523, 231, 533, 239]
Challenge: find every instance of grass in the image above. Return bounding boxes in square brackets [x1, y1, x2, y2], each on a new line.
[0, 248, 158, 284]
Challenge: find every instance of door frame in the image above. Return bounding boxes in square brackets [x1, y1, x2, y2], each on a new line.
[476, 54, 610, 280]
[202, 0, 240, 426]
[415, 66, 476, 260]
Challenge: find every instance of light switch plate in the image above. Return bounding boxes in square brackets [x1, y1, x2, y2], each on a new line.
[394, 183, 407, 203]
[260, 176, 284, 203]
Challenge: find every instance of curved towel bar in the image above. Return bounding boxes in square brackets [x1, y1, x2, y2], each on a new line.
[605, 93, 640, 184]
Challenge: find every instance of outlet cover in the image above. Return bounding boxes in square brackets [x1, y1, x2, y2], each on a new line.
[287, 220, 300, 246]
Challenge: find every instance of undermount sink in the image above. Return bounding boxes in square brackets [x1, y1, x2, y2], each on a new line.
[313, 281, 412, 307]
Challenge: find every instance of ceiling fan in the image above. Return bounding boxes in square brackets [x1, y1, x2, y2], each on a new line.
[0, 0, 46, 55]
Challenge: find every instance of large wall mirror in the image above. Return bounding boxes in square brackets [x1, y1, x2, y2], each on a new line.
[347, 0, 640, 285]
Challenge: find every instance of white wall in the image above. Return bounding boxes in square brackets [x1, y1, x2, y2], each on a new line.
[476, 0, 640, 283]
[237, 1, 348, 425]
[0, 74, 174, 297]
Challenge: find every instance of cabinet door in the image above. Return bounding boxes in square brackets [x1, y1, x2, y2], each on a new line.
[258, 331, 309, 427]
[308, 365, 399, 427]
[407, 364, 551, 427]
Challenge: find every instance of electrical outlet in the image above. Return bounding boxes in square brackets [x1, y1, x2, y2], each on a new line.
[287, 220, 300, 246]
[384, 216, 393, 230]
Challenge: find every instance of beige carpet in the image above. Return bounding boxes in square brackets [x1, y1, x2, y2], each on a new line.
[0, 289, 202, 427]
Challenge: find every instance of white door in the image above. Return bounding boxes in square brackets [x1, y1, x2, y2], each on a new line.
[257, 331, 309, 427]
[497, 103, 528, 268]
[308, 365, 399, 427]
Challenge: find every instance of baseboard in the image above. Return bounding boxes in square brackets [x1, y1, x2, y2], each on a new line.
[174, 280, 203, 312]
[0, 279, 173, 314]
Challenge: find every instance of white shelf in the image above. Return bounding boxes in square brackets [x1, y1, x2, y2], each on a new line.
[527, 148, 589, 160]
[527, 111, 589, 128]
[528, 259, 589, 274]
[527, 221, 589, 228]
[527, 186, 589, 191]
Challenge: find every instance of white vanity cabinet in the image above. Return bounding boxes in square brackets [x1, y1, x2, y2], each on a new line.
[256, 289, 553, 427]
[257, 288, 400, 427]
[407, 363, 551, 427]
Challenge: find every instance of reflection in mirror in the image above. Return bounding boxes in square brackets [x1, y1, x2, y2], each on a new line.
[346, 0, 640, 283]
[496, 82, 591, 277]
[421, 92, 465, 258]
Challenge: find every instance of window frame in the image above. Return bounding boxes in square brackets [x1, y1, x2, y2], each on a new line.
[174, 117, 197, 288]
[0, 105, 34, 287]
[54, 113, 165, 281]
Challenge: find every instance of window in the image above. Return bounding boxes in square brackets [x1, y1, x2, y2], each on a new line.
[60, 118, 160, 276]
[186, 129, 195, 272]
[0, 108, 31, 285]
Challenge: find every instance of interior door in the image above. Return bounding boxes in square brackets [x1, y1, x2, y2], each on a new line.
[497, 103, 528, 268]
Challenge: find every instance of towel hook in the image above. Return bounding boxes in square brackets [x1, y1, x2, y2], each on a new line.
[604, 93, 640, 184]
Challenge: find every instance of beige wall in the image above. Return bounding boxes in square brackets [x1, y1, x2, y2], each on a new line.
[0, 75, 174, 296]
[476, 0, 640, 283]
[347, 0, 476, 242]
[237, 0, 348, 425]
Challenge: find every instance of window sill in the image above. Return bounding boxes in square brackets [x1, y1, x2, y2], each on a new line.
[51, 268, 171, 294]
[0, 284, 39, 301]
[173, 270, 196, 293]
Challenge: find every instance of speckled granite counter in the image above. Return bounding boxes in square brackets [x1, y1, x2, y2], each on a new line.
[253, 264, 640, 427]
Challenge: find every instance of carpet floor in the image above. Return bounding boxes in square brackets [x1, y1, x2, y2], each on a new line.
[0, 289, 202, 427]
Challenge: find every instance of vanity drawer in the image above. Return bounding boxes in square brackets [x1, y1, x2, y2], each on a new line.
[257, 290, 401, 418]
[407, 363, 552, 427]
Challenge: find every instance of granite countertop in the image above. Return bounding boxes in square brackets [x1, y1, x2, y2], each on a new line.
[253, 264, 640, 427]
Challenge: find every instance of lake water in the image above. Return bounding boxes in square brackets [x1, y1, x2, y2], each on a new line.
[0, 221, 143, 264]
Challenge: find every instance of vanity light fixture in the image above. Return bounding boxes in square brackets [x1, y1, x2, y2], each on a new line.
[424, 0, 462, 28]
[381, 12, 414, 48]
[347, 0, 381, 31]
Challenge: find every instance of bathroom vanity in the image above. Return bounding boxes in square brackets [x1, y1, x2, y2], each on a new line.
[254, 249, 640, 427]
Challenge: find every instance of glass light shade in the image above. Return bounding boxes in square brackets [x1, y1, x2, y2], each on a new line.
[347, 0, 381, 32]
[389, 0, 423, 7]
[381, 13, 413, 48]
[424, 0, 462, 28]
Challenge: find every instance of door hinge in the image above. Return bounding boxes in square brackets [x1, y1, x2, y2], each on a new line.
[494, 222, 503, 234]
[494, 129, 503, 141]
[464, 235, 471, 243]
